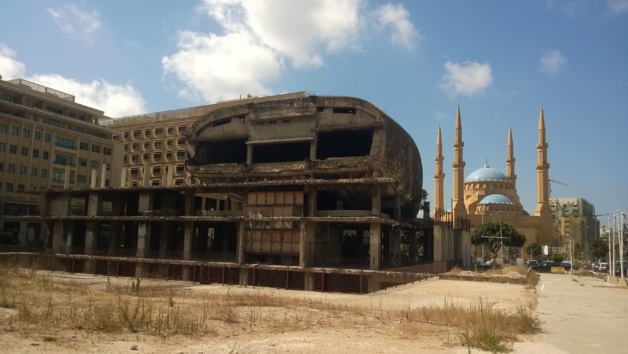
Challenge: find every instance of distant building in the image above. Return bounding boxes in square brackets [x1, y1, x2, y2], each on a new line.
[549, 198, 598, 249]
[433, 107, 554, 260]
[0, 78, 123, 245]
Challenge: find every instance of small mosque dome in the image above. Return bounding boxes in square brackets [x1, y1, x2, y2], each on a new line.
[479, 194, 513, 204]
[465, 164, 508, 182]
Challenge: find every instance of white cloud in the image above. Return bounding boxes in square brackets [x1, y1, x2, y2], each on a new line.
[374, 3, 420, 50]
[165, 0, 418, 102]
[540, 50, 567, 74]
[0, 44, 26, 79]
[47, 4, 101, 41]
[162, 30, 282, 102]
[29, 74, 147, 118]
[0, 45, 146, 118]
[439, 61, 493, 96]
[607, 0, 628, 14]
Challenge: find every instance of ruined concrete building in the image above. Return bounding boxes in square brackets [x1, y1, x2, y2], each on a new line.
[25, 92, 429, 292]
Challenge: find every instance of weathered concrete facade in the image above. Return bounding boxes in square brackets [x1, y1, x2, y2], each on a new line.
[22, 93, 429, 292]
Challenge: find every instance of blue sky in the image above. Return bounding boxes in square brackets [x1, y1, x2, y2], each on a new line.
[1, 0, 627, 224]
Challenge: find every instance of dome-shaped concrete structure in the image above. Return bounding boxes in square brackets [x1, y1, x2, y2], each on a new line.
[479, 194, 513, 204]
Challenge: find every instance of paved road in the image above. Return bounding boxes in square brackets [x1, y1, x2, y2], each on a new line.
[528, 273, 628, 353]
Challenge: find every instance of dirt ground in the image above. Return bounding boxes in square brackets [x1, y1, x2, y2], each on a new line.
[0, 268, 538, 353]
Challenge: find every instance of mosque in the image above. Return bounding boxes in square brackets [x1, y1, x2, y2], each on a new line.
[432, 107, 554, 258]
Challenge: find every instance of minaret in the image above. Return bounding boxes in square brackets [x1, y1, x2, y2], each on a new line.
[452, 106, 467, 227]
[534, 108, 552, 244]
[506, 127, 516, 187]
[433, 126, 445, 219]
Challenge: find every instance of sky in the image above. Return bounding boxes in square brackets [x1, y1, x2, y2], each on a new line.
[1, 0, 627, 225]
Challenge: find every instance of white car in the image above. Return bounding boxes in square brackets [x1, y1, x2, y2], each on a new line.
[598, 262, 608, 273]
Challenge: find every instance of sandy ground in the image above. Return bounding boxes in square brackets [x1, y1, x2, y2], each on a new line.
[0, 269, 542, 354]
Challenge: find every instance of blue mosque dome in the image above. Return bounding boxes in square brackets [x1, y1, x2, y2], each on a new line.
[479, 194, 513, 204]
[465, 164, 508, 182]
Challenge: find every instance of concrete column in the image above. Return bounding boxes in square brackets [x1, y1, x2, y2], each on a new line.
[181, 221, 193, 281]
[369, 185, 382, 270]
[120, 167, 127, 187]
[109, 196, 124, 256]
[390, 228, 401, 267]
[91, 169, 98, 188]
[100, 163, 107, 187]
[246, 144, 254, 165]
[135, 192, 153, 277]
[236, 220, 246, 264]
[84, 193, 101, 272]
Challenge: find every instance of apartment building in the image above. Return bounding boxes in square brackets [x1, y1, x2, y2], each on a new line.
[549, 197, 599, 249]
[0, 78, 123, 245]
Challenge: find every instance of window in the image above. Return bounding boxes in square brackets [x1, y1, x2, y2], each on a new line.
[167, 126, 174, 134]
[20, 147, 28, 156]
[0, 143, 4, 152]
[44, 134, 50, 142]
[77, 175, 87, 183]
[90, 160, 99, 169]
[176, 165, 185, 173]
[103, 147, 112, 155]
[11, 126, 19, 135]
[124, 132, 130, 139]
[152, 166, 161, 174]
[153, 152, 162, 160]
[32, 149, 39, 158]
[53, 154, 73, 166]
[166, 139, 173, 146]
[123, 155, 128, 163]
[79, 142, 89, 150]
[178, 125, 187, 133]
[130, 168, 139, 177]
[55, 137, 75, 149]
[155, 127, 164, 135]
[43, 151, 49, 160]
[41, 169, 48, 178]
[5, 183, 13, 192]
[133, 130, 141, 138]
[176, 150, 186, 158]
[151, 180, 160, 187]
[131, 154, 139, 162]
[132, 142, 140, 150]
[145, 129, 151, 137]
[17, 184, 24, 192]
[177, 137, 185, 145]
[49, 120, 68, 129]
[22, 129, 30, 138]
[34, 131, 41, 140]
[8, 164, 15, 173]
[91, 145, 101, 153]
[143, 142, 149, 149]
[0, 123, 7, 133]
[78, 158, 87, 167]
[51, 171, 65, 183]
[154, 140, 163, 148]
[19, 165, 27, 175]
[9, 145, 17, 154]
[31, 167, 37, 176]
[166, 151, 172, 159]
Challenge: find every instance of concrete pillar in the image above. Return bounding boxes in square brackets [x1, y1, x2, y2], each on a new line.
[236, 220, 246, 264]
[135, 192, 153, 277]
[369, 185, 382, 270]
[64, 165, 70, 189]
[433, 225, 443, 262]
[181, 222, 193, 281]
[109, 196, 124, 256]
[246, 145, 253, 165]
[390, 228, 401, 267]
[91, 169, 98, 188]
[84, 193, 101, 272]
[120, 167, 127, 187]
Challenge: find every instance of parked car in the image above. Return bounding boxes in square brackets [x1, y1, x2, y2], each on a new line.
[530, 261, 570, 273]
[526, 260, 539, 268]
[598, 262, 609, 273]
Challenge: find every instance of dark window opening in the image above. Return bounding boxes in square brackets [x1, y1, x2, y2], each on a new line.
[332, 107, 356, 114]
[252, 141, 310, 163]
[197, 139, 247, 164]
[317, 107, 324, 112]
[212, 117, 231, 127]
[316, 129, 373, 159]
